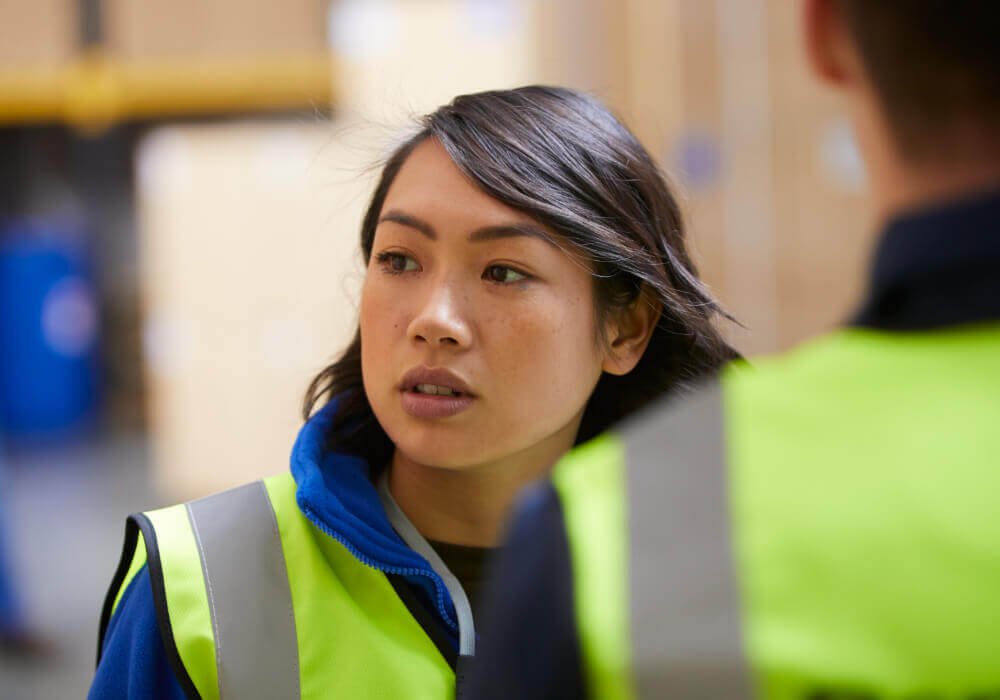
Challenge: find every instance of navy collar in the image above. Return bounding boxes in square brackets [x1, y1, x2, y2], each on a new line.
[852, 187, 1000, 331]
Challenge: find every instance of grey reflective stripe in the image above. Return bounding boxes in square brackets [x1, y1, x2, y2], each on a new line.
[376, 472, 477, 657]
[619, 380, 752, 699]
[186, 481, 300, 700]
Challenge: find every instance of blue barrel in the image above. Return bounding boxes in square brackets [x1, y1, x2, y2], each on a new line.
[0, 219, 101, 440]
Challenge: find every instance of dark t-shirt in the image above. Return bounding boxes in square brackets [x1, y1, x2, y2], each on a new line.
[428, 539, 494, 614]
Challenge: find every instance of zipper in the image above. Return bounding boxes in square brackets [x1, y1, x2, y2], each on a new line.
[298, 500, 459, 633]
[375, 474, 477, 657]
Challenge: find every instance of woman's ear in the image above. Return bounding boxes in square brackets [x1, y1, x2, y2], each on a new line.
[601, 289, 660, 376]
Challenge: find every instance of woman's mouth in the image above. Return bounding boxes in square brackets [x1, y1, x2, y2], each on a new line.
[401, 387, 474, 419]
[399, 368, 476, 419]
[413, 384, 463, 396]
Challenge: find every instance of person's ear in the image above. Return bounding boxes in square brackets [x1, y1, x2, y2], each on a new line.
[803, 0, 855, 87]
[601, 289, 660, 377]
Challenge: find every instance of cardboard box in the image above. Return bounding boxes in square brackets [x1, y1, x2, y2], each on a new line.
[330, 0, 538, 120]
[137, 119, 377, 499]
[104, 0, 328, 63]
[0, 0, 77, 68]
[613, 0, 874, 354]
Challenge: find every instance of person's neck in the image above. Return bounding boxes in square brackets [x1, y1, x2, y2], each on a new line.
[855, 113, 1000, 226]
[870, 150, 1000, 226]
[386, 433, 576, 548]
[846, 90, 1000, 225]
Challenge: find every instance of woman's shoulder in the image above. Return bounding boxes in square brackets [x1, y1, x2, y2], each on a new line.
[97, 475, 298, 653]
[137, 473, 299, 554]
[127, 473, 300, 603]
[90, 563, 188, 700]
[94, 475, 299, 700]
[149, 473, 297, 518]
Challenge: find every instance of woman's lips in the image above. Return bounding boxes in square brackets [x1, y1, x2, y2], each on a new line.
[400, 390, 475, 419]
[398, 365, 476, 418]
[399, 366, 473, 396]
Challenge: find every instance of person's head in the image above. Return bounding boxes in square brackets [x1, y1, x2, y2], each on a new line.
[305, 86, 738, 475]
[805, 1, 1000, 211]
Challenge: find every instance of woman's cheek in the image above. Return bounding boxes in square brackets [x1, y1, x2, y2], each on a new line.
[361, 278, 400, 335]
[500, 309, 575, 387]
[540, 296, 601, 392]
[360, 282, 399, 393]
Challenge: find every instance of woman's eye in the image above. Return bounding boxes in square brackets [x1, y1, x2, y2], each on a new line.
[484, 265, 528, 284]
[376, 252, 420, 273]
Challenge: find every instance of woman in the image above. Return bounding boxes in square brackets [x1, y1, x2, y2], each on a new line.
[90, 86, 737, 699]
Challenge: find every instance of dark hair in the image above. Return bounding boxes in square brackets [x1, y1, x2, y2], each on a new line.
[838, 0, 1000, 160]
[304, 86, 738, 471]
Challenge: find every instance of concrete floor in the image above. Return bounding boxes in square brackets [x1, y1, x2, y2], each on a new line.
[0, 435, 162, 700]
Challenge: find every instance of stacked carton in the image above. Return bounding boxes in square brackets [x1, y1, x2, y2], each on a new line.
[138, 119, 379, 498]
[103, 0, 328, 62]
[0, 0, 77, 69]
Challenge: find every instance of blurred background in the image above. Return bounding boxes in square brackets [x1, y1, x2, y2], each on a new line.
[0, 0, 872, 696]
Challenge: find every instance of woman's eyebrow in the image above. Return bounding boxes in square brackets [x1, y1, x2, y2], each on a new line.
[378, 210, 554, 246]
[378, 210, 436, 239]
[468, 224, 554, 245]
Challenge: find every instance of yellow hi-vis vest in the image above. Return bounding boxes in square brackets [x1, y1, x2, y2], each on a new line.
[99, 473, 455, 699]
[553, 325, 1000, 699]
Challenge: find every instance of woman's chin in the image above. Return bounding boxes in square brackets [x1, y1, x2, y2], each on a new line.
[378, 409, 494, 471]
[390, 437, 498, 473]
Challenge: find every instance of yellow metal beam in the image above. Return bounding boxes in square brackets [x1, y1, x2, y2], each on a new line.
[0, 50, 333, 130]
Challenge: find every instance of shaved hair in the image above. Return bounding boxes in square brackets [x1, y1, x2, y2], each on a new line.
[838, 0, 1000, 161]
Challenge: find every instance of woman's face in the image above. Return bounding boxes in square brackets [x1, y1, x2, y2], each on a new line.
[360, 138, 608, 472]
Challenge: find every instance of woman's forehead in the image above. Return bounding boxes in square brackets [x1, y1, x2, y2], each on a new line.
[378, 138, 596, 273]
[381, 139, 556, 241]
[384, 139, 523, 220]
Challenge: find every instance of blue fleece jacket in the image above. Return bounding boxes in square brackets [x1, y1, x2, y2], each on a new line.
[89, 401, 459, 700]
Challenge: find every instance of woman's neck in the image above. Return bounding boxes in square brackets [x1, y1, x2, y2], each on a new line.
[386, 423, 579, 548]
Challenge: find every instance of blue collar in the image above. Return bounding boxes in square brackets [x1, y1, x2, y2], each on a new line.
[288, 401, 459, 634]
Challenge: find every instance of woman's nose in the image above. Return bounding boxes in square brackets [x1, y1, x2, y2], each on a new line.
[407, 282, 472, 348]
